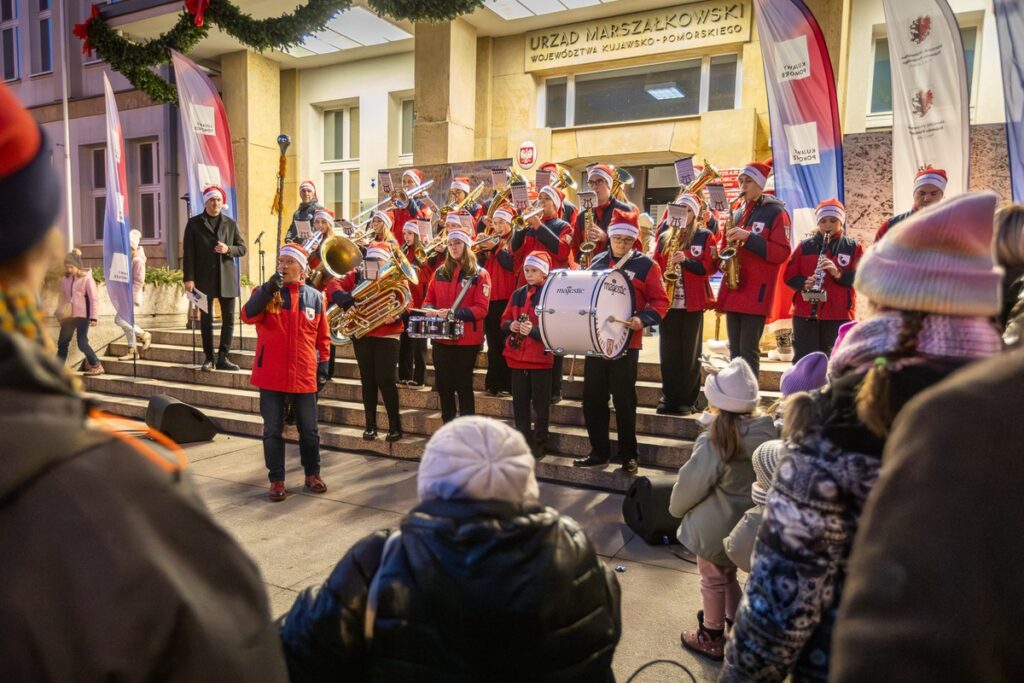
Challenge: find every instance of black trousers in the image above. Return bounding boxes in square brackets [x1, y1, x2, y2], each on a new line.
[200, 297, 236, 362]
[259, 389, 319, 482]
[398, 329, 427, 384]
[583, 349, 640, 461]
[484, 299, 511, 393]
[660, 309, 704, 410]
[510, 368, 552, 446]
[726, 312, 765, 377]
[792, 317, 846, 360]
[551, 355, 564, 397]
[433, 343, 480, 423]
[352, 336, 401, 430]
[327, 344, 338, 379]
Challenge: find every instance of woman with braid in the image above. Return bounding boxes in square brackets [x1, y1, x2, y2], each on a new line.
[720, 192, 1006, 683]
[0, 83, 287, 679]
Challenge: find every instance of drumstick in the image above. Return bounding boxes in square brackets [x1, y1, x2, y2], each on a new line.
[606, 316, 632, 326]
[409, 308, 434, 314]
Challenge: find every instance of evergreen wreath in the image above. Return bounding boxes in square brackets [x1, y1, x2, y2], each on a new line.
[74, 0, 485, 104]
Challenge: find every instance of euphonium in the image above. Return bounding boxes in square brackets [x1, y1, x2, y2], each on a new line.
[718, 199, 744, 291]
[326, 244, 418, 345]
[610, 165, 635, 202]
[546, 163, 578, 193]
[486, 168, 528, 220]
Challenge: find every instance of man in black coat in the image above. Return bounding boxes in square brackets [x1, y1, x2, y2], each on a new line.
[284, 179, 324, 244]
[183, 186, 247, 371]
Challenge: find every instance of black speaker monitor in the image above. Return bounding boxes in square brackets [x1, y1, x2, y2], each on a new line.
[621, 475, 682, 546]
[145, 394, 218, 444]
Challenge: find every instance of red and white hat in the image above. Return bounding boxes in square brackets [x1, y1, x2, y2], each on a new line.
[445, 212, 465, 227]
[607, 208, 640, 239]
[372, 210, 393, 229]
[403, 168, 424, 185]
[403, 219, 420, 235]
[446, 227, 474, 246]
[314, 208, 334, 224]
[492, 205, 516, 224]
[365, 241, 391, 262]
[523, 250, 551, 275]
[202, 185, 226, 205]
[299, 180, 317, 195]
[739, 159, 773, 189]
[815, 198, 846, 225]
[279, 243, 309, 270]
[539, 185, 564, 211]
[538, 161, 558, 172]
[675, 193, 701, 217]
[914, 167, 948, 193]
[451, 176, 471, 194]
[588, 164, 614, 186]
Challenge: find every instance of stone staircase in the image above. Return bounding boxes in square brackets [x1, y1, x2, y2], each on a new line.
[84, 328, 786, 492]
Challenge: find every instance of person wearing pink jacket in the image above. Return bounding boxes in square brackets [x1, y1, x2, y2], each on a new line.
[55, 248, 103, 375]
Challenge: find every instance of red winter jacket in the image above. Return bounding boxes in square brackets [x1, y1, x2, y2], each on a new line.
[784, 231, 862, 320]
[587, 251, 669, 350]
[424, 265, 491, 346]
[477, 240, 517, 302]
[874, 207, 916, 243]
[653, 227, 715, 312]
[389, 199, 432, 243]
[716, 196, 792, 317]
[323, 266, 408, 338]
[402, 244, 429, 308]
[501, 283, 553, 370]
[242, 282, 330, 394]
[511, 216, 573, 276]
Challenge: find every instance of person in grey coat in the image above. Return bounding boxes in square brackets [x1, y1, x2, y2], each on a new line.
[183, 185, 247, 371]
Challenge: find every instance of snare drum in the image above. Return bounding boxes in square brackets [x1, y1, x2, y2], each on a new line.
[407, 315, 465, 340]
[536, 269, 636, 359]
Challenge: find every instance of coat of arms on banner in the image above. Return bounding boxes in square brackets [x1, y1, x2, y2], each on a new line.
[912, 89, 934, 118]
[838, 253, 851, 267]
[910, 16, 932, 45]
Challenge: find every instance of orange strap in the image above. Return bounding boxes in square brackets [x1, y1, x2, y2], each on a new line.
[88, 409, 189, 473]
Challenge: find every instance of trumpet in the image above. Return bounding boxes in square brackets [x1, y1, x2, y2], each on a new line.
[352, 179, 434, 223]
[326, 243, 418, 345]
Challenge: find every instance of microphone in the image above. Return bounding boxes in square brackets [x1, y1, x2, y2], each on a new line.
[254, 230, 264, 244]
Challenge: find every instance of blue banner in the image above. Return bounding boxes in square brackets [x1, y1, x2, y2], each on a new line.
[995, 0, 1024, 203]
[101, 73, 134, 327]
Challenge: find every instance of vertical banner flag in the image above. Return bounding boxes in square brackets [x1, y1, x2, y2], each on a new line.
[752, 0, 844, 245]
[101, 73, 134, 327]
[883, 0, 969, 212]
[994, 0, 1024, 203]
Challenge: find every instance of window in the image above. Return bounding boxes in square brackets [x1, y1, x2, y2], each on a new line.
[543, 56, 739, 128]
[131, 140, 160, 239]
[323, 105, 359, 161]
[400, 99, 415, 157]
[31, 0, 51, 74]
[86, 146, 106, 242]
[870, 25, 978, 115]
[1, 0, 18, 82]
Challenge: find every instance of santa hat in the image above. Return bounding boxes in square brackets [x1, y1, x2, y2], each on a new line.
[372, 210, 393, 229]
[855, 191, 1002, 316]
[913, 167, 948, 193]
[538, 161, 558, 172]
[403, 168, 424, 185]
[418, 416, 539, 504]
[815, 198, 846, 225]
[0, 82, 62, 264]
[313, 208, 334, 225]
[365, 241, 391, 262]
[445, 212, 465, 227]
[451, 176, 471, 194]
[607, 208, 640, 240]
[676, 193, 701, 217]
[523, 250, 551, 276]
[279, 243, 309, 271]
[299, 180, 317, 195]
[402, 219, 420, 235]
[739, 159, 773, 189]
[202, 185, 226, 205]
[446, 227, 474, 246]
[539, 185, 564, 211]
[588, 164, 614, 186]
[492, 205, 516, 224]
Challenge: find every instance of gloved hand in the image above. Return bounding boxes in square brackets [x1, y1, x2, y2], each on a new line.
[264, 272, 284, 295]
[317, 361, 330, 392]
[331, 290, 355, 310]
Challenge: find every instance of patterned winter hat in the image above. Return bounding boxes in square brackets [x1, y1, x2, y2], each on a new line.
[751, 439, 784, 506]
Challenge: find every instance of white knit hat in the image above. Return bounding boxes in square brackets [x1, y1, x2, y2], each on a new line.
[703, 357, 759, 413]
[418, 416, 539, 503]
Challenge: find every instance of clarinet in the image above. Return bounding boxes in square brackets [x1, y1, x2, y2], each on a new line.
[509, 313, 530, 349]
[807, 233, 832, 321]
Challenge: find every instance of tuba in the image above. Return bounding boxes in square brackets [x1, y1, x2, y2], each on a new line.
[305, 231, 363, 290]
[486, 168, 528, 220]
[326, 244, 418, 344]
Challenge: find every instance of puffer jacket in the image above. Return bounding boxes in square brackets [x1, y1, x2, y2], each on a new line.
[279, 498, 622, 682]
[58, 272, 99, 320]
[668, 415, 777, 566]
[723, 505, 762, 574]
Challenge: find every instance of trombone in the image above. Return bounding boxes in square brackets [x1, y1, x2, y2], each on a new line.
[441, 181, 485, 223]
[352, 179, 434, 223]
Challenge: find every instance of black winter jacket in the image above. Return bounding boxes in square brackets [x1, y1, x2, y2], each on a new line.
[280, 498, 621, 682]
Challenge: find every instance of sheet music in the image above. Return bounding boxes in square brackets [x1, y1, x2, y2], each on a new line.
[675, 157, 695, 186]
[578, 190, 597, 211]
[186, 287, 209, 313]
[295, 220, 312, 239]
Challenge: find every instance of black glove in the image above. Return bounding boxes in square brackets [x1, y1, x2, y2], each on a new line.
[331, 290, 355, 310]
[317, 361, 330, 392]
[264, 272, 284, 295]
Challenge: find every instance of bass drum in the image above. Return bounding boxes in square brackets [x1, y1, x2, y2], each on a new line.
[536, 269, 636, 359]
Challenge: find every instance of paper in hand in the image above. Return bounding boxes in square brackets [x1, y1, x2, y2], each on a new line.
[295, 220, 312, 239]
[578, 190, 598, 211]
[378, 170, 394, 195]
[706, 184, 729, 212]
[417, 219, 432, 242]
[490, 168, 508, 191]
[187, 287, 209, 313]
[675, 157, 695, 186]
[536, 169, 553, 189]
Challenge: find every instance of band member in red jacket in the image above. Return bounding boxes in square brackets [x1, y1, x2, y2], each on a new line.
[242, 243, 330, 502]
[389, 168, 432, 242]
[874, 167, 946, 242]
[653, 193, 715, 415]
[573, 164, 634, 263]
[399, 220, 429, 387]
[574, 209, 669, 475]
[538, 162, 579, 227]
[784, 199, 862, 359]
[502, 251, 555, 458]
[478, 205, 517, 395]
[450, 176, 484, 219]
[423, 227, 491, 423]
[716, 160, 792, 377]
[325, 242, 407, 442]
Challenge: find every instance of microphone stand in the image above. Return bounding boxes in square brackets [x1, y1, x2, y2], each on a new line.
[254, 230, 266, 284]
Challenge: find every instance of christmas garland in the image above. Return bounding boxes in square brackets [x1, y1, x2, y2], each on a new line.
[74, 0, 486, 104]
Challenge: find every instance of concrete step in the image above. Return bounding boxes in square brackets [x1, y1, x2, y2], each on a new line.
[87, 391, 678, 492]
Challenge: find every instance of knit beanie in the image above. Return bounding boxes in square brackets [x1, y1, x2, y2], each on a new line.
[780, 352, 828, 396]
[418, 416, 539, 503]
[855, 191, 1003, 317]
[704, 357, 759, 414]
[0, 83, 62, 265]
[751, 440, 784, 506]
[64, 249, 84, 270]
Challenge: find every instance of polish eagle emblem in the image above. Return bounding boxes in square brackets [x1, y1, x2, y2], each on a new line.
[912, 89, 934, 118]
[910, 16, 932, 44]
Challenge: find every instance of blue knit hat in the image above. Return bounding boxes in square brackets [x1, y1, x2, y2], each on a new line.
[780, 352, 828, 396]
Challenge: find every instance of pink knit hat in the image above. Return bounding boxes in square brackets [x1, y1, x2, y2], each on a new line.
[855, 191, 1002, 317]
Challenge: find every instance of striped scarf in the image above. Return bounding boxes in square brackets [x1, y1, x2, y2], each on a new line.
[0, 280, 54, 352]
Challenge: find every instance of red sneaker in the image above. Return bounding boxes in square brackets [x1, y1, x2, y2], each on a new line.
[304, 474, 327, 494]
[268, 480, 287, 502]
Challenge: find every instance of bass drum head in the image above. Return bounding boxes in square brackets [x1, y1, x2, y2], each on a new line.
[537, 269, 635, 359]
[592, 269, 635, 358]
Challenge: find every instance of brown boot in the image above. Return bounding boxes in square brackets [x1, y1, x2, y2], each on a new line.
[117, 347, 140, 361]
[268, 481, 287, 502]
[680, 610, 726, 661]
[304, 474, 327, 494]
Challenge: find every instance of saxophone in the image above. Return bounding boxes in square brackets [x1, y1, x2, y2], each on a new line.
[661, 221, 688, 301]
[579, 205, 597, 268]
[718, 200, 743, 291]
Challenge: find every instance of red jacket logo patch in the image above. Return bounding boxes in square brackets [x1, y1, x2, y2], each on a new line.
[690, 245, 702, 257]
[837, 253, 851, 267]
[751, 221, 766, 235]
[305, 307, 316, 321]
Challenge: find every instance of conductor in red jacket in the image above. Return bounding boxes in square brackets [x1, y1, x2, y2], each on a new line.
[242, 243, 330, 503]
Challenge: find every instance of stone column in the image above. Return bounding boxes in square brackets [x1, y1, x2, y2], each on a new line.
[413, 19, 478, 164]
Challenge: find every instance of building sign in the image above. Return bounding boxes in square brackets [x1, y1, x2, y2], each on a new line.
[517, 141, 537, 170]
[525, 1, 752, 72]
